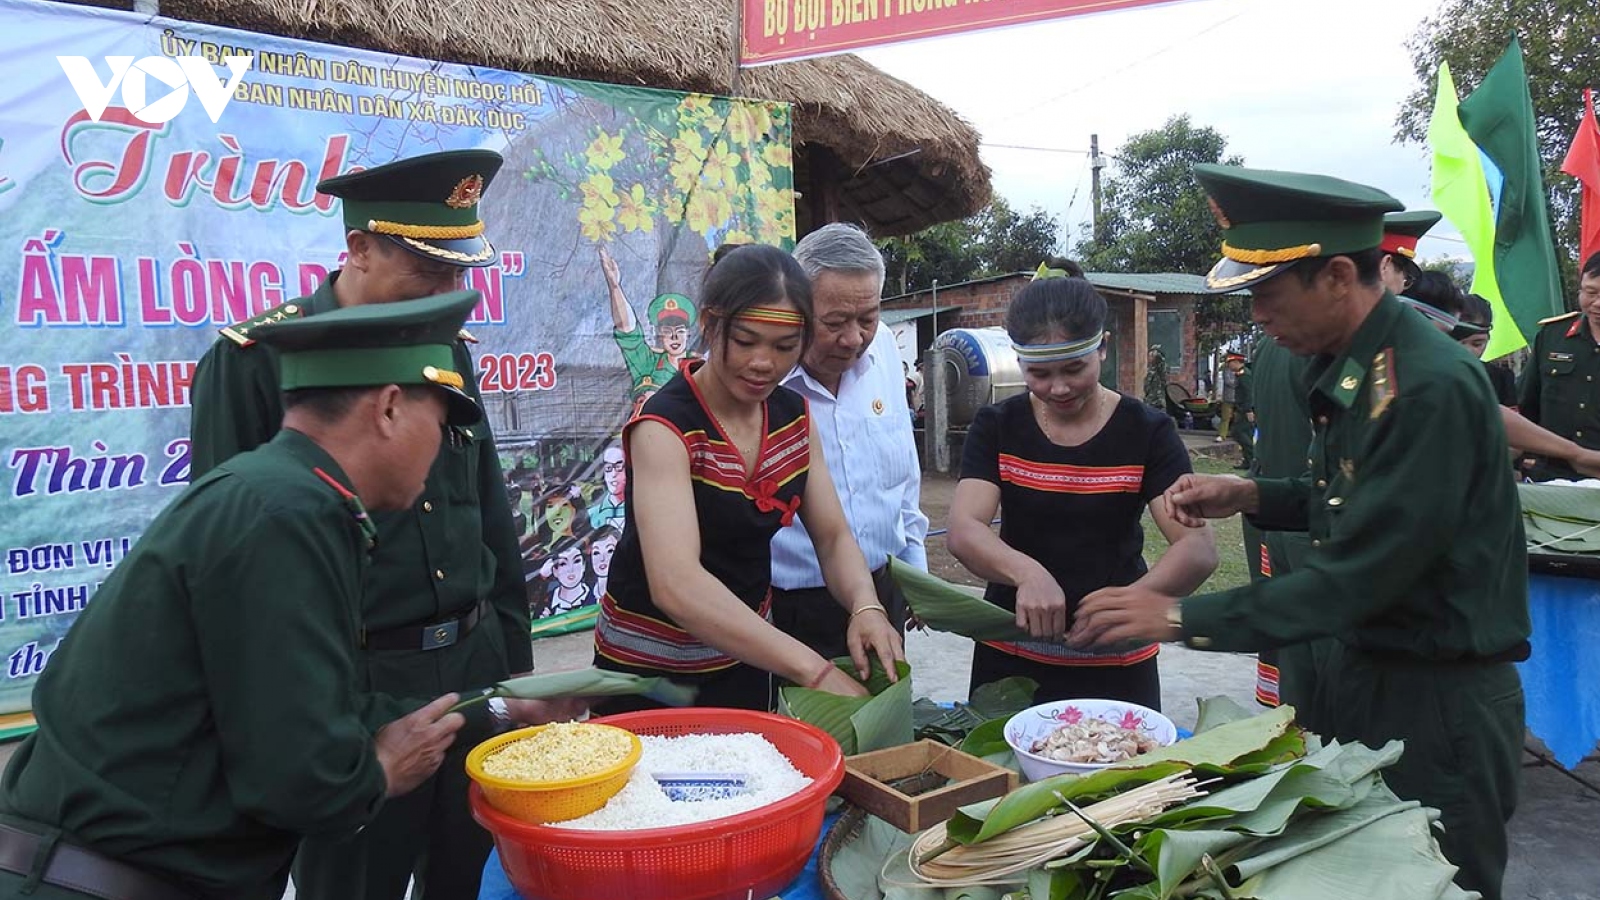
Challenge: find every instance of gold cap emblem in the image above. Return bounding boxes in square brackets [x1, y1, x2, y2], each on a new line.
[445, 174, 485, 210]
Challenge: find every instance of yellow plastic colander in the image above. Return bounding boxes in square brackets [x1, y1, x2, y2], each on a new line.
[465, 723, 642, 824]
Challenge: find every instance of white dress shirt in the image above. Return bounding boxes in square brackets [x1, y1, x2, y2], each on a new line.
[771, 323, 929, 589]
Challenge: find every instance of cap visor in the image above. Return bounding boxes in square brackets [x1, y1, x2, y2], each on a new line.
[438, 384, 482, 426]
[386, 234, 498, 268]
[1202, 257, 1291, 294]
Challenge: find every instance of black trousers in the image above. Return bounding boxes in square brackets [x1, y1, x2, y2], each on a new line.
[968, 642, 1162, 712]
[769, 565, 907, 663]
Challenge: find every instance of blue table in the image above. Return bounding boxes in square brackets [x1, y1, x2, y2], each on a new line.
[1520, 574, 1600, 769]
[478, 812, 836, 900]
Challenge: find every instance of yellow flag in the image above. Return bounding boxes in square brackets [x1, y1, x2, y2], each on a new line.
[1428, 62, 1525, 359]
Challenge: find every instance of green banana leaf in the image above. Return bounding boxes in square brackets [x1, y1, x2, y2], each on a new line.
[448, 667, 697, 712]
[915, 678, 1039, 747]
[1202, 792, 1466, 900]
[1518, 482, 1600, 553]
[779, 658, 913, 755]
[889, 558, 1032, 642]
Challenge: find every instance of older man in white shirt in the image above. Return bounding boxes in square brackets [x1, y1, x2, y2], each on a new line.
[771, 223, 930, 660]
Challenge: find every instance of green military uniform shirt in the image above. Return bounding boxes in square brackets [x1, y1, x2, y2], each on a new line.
[1517, 311, 1600, 481]
[1184, 294, 1529, 655]
[0, 431, 392, 899]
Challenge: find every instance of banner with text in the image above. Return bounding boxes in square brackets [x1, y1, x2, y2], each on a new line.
[741, 0, 1187, 65]
[0, 0, 796, 719]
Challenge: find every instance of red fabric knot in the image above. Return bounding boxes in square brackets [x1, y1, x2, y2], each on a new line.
[750, 478, 802, 526]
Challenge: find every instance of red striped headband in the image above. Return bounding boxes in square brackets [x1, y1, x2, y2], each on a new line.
[733, 306, 806, 327]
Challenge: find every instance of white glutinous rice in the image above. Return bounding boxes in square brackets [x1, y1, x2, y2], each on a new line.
[555, 732, 811, 830]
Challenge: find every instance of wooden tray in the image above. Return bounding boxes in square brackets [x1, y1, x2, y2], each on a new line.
[836, 740, 1017, 834]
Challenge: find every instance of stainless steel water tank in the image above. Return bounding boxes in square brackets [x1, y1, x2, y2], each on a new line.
[932, 328, 1025, 427]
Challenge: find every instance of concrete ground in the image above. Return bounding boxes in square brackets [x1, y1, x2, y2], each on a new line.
[5, 438, 1595, 899]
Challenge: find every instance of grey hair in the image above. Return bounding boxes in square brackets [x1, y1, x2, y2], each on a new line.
[793, 222, 885, 290]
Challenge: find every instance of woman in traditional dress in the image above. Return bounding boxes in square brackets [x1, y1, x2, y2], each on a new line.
[593, 245, 903, 712]
[947, 273, 1217, 709]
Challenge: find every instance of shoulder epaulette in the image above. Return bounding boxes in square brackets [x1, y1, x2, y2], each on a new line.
[457, 327, 479, 344]
[1369, 348, 1397, 421]
[1538, 310, 1581, 326]
[220, 301, 307, 347]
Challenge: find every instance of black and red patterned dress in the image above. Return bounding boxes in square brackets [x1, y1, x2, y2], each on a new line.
[594, 361, 809, 711]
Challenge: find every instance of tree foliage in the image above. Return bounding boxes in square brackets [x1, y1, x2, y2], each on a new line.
[1396, 0, 1600, 275]
[1073, 115, 1251, 358]
[1073, 115, 1242, 276]
[877, 197, 1061, 295]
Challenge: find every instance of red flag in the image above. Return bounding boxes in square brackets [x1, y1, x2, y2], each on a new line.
[1563, 88, 1600, 262]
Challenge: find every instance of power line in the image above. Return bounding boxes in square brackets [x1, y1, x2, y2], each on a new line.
[983, 142, 1090, 154]
[988, 8, 1249, 126]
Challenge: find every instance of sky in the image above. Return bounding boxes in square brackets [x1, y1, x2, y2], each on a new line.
[856, 0, 1461, 260]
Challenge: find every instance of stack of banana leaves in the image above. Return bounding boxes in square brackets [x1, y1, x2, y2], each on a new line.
[827, 699, 1476, 900]
[1518, 481, 1600, 554]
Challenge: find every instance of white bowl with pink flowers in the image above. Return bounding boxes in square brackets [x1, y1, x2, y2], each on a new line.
[1004, 698, 1178, 782]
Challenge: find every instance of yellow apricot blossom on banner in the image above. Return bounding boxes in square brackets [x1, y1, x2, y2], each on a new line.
[617, 184, 656, 233]
[585, 131, 625, 170]
[685, 189, 734, 234]
[579, 201, 618, 242]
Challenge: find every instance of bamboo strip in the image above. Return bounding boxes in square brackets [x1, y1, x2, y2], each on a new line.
[892, 773, 1203, 888]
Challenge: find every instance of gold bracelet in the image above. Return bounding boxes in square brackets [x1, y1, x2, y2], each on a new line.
[849, 603, 887, 620]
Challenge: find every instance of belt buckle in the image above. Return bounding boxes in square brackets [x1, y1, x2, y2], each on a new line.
[422, 618, 459, 651]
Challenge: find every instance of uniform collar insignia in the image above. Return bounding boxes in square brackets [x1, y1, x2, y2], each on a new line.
[1319, 357, 1367, 410]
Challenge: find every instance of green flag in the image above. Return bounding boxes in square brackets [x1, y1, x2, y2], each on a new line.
[1429, 63, 1520, 358]
[1458, 39, 1565, 345]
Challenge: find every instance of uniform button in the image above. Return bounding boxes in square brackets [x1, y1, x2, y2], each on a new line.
[1315, 479, 1327, 488]
[434, 569, 445, 581]
[1588, 376, 1594, 383]
[422, 500, 434, 513]
[1316, 416, 1329, 425]
[1328, 497, 1344, 507]
[1579, 430, 1586, 438]
[1312, 539, 1322, 548]
[1190, 636, 1213, 649]
[1307, 458, 1314, 467]
[1582, 403, 1588, 410]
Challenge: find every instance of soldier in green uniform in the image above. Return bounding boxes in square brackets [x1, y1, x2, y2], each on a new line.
[1143, 345, 1169, 409]
[1225, 352, 1254, 470]
[1073, 164, 1529, 900]
[188, 151, 543, 900]
[599, 244, 699, 409]
[0, 292, 488, 900]
[1517, 251, 1600, 481]
[1378, 209, 1441, 295]
[1239, 334, 1320, 722]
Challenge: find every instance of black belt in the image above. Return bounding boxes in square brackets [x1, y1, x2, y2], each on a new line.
[1353, 640, 1531, 667]
[363, 601, 487, 652]
[0, 823, 193, 900]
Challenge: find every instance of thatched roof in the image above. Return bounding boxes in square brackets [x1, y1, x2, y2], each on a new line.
[128, 0, 992, 236]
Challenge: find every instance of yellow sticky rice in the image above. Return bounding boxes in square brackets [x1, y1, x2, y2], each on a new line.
[483, 722, 633, 782]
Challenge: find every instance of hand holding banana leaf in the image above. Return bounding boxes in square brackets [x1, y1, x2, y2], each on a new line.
[449, 667, 697, 714]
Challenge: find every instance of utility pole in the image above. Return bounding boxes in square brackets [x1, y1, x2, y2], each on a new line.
[1090, 133, 1106, 244]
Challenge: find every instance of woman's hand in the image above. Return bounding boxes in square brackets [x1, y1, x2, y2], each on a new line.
[1015, 570, 1067, 640]
[812, 666, 871, 698]
[845, 606, 905, 682]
